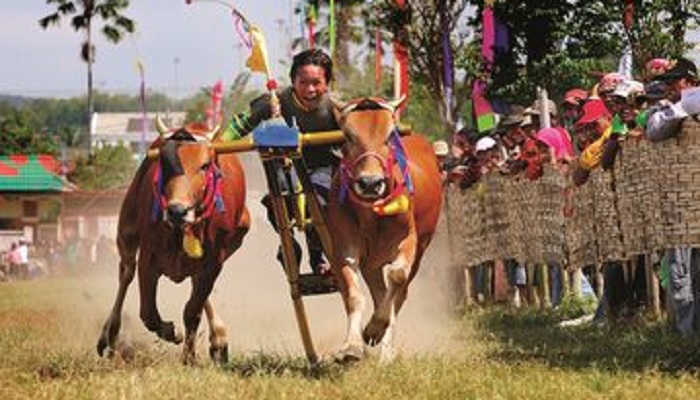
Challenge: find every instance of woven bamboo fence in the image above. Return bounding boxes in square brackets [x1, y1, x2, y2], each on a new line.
[444, 118, 700, 270]
[588, 169, 626, 263]
[565, 172, 598, 270]
[647, 119, 700, 249]
[533, 166, 568, 265]
[615, 138, 657, 256]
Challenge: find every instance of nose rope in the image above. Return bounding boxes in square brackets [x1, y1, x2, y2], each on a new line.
[339, 128, 413, 204]
[151, 161, 225, 223]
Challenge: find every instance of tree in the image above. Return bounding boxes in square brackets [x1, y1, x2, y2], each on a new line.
[465, 0, 700, 105]
[0, 103, 59, 156]
[39, 0, 136, 154]
[68, 143, 136, 190]
[369, 1, 475, 134]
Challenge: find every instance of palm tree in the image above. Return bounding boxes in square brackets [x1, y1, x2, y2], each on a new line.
[39, 0, 136, 154]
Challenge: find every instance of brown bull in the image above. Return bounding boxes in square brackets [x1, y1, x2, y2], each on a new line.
[329, 97, 443, 362]
[97, 120, 250, 364]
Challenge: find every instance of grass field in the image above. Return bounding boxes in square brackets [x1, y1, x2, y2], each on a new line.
[1, 275, 699, 400]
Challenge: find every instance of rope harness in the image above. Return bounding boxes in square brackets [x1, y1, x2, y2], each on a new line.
[338, 128, 413, 212]
[151, 154, 225, 224]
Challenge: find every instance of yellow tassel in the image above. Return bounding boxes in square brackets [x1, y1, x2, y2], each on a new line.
[183, 231, 203, 259]
[475, 182, 487, 198]
[373, 194, 410, 216]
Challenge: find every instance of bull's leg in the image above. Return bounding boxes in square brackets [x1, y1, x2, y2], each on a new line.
[334, 257, 367, 363]
[363, 235, 418, 348]
[181, 266, 222, 365]
[361, 266, 390, 347]
[138, 254, 182, 344]
[96, 233, 138, 357]
[377, 244, 427, 362]
[203, 298, 229, 364]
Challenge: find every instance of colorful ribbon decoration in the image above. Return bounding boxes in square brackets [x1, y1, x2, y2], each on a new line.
[329, 0, 336, 59]
[440, 0, 454, 122]
[186, 0, 277, 91]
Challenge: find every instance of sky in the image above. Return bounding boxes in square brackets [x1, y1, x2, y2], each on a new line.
[0, 2, 698, 100]
[0, 1, 301, 98]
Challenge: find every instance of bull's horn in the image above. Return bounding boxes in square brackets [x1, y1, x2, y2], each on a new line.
[205, 122, 222, 142]
[387, 95, 407, 113]
[155, 115, 170, 137]
[330, 97, 357, 115]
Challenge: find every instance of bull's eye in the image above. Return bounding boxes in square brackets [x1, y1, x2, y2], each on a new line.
[200, 162, 212, 172]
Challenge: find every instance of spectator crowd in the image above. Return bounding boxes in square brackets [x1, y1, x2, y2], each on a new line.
[437, 57, 700, 334]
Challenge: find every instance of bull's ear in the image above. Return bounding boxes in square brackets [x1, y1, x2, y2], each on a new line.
[330, 96, 348, 122]
[206, 122, 222, 142]
[387, 95, 407, 114]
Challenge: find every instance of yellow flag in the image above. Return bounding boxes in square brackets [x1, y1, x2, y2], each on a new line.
[246, 25, 270, 75]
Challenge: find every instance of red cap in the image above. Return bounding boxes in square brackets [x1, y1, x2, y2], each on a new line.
[576, 99, 610, 127]
[563, 88, 588, 105]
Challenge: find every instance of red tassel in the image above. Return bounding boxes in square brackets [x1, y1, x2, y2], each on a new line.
[393, 40, 409, 113]
[624, 0, 634, 30]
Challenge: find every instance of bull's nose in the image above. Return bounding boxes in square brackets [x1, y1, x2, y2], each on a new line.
[166, 203, 188, 226]
[356, 175, 387, 197]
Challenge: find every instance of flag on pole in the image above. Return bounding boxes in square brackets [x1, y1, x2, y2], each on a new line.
[481, 4, 495, 72]
[375, 28, 383, 90]
[246, 25, 272, 77]
[441, 1, 454, 123]
[393, 40, 409, 114]
[472, 79, 496, 133]
[306, 3, 317, 49]
[329, 0, 336, 59]
[136, 60, 147, 156]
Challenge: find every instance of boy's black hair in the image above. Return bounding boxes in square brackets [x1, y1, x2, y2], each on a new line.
[290, 48, 334, 83]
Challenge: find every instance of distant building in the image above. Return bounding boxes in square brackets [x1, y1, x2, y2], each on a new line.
[90, 112, 187, 154]
[0, 155, 72, 247]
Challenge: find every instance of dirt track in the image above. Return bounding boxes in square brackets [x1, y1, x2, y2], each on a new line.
[88, 153, 455, 360]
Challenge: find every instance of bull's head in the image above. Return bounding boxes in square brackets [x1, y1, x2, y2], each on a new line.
[332, 96, 406, 201]
[153, 116, 222, 229]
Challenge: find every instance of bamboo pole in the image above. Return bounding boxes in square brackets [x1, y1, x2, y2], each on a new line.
[646, 253, 661, 320]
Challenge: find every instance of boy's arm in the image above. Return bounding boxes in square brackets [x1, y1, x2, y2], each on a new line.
[221, 93, 273, 141]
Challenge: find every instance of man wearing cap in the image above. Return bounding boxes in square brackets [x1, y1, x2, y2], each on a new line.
[571, 99, 612, 186]
[646, 57, 699, 142]
[644, 57, 700, 335]
[562, 88, 589, 134]
[474, 136, 500, 176]
[445, 128, 481, 189]
[433, 140, 450, 184]
[599, 79, 646, 170]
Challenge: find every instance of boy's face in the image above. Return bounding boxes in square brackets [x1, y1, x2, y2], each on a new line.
[292, 65, 329, 109]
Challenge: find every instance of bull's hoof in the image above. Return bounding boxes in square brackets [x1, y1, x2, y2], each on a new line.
[96, 336, 112, 358]
[362, 316, 389, 347]
[181, 351, 199, 366]
[209, 345, 229, 365]
[157, 321, 183, 344]
[334, 343, 364, 364]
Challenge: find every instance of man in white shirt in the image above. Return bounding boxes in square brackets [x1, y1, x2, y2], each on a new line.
[646, 58, 698, 142]
[17, 240, 29, 279]
[644, 58, 700, 335]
